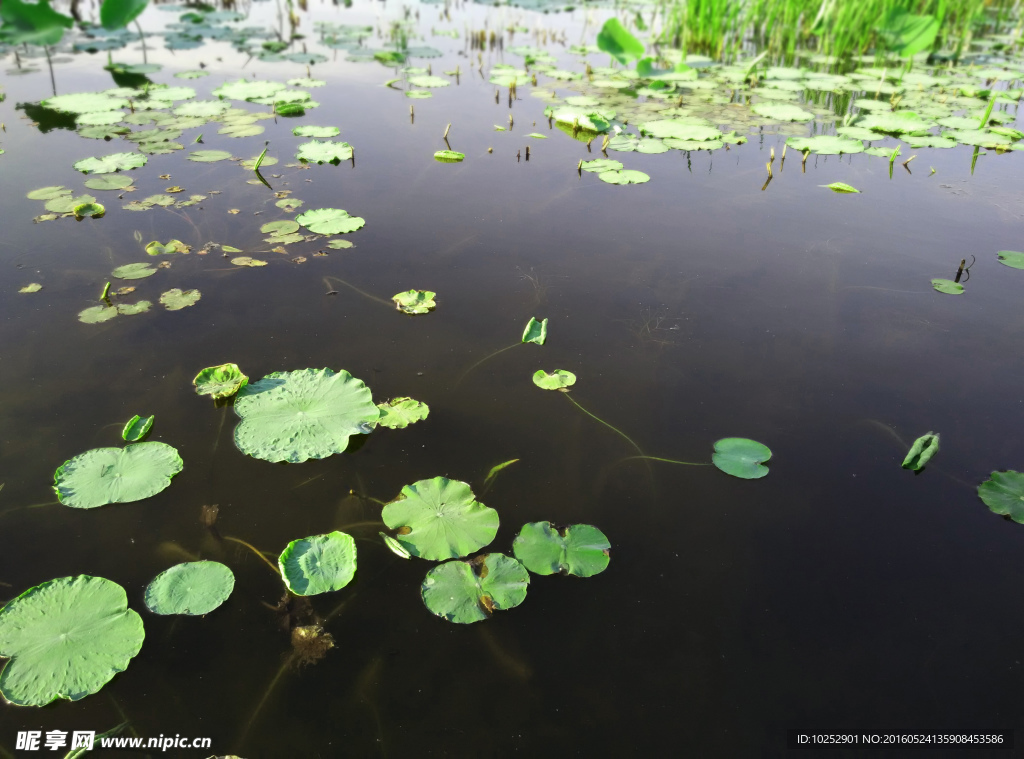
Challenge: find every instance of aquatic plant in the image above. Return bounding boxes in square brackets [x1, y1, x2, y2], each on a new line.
[53, 442, 183, 509]
[902, 433, 940, 471]
[512, 522, 611, 577]
[279, 532, 357, 596]
[978, 471, 1024, 523]
[421, 554, 529, 624]
[144, 561, 235, 615]
[193, 363, 248, 399]
[121, 414, 153, 442]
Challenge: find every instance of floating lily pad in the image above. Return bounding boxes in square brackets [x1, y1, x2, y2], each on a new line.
[857, 110, 933, 134]
[159, 289, 201, 311]
[292, 125, 340, 138]
[121, 415, 153, 442]
[193, 363, 248, 399]
[144, 561, 234, 615]
[188, 149, 233, 163]
[522, 317, 548, 345]
[234, 368, 380, 463]
[421, 554, 529, 624]
[46, 194, 96, 214]
[376, 397, 430, 429]
[434, 150, 465, 162]
[407, 75, 449, 88]
[380, 533, 411, 559]
[405, 90, 432, 99]
[711, 438, 772, 479]
[115, 301, 151, 316]
[639, 120, 721, 141]
[902, 432, 939, 471]
[512, 522, 610, 577]
[53, 442, 184, 509]
[997, 251, 1024, 269]
[751, 102, 814, 122]
[931, 278, 963, 295]
[214, 79, 287, 102]
[26, 186, 72, 201]
[296, 208, 365, 235]
[822, 182, 860, 193]
[260, 220, 300, 235]
[786, 135, 865, 155]
[19, 284, 42, 293]
[978, 471, 1024, 523]
[393, 290, 436, 314]
[598, 169, 650, 185]
[532, 369, 576, 390]
[0, 576, 144, 706]
[580, 159, 622, 173]
[43, 92, 128, 114]
[382, 477, 499, 560]
[111, 263, 157, 280]
[145, 240, 188, 256]
[278, 532, 356, 596]
[84, 174, 133, 191]
[231, 257, 267, 267]
[296, 140, 353, 164]
[73, 151, 147, 174]
[77, 305, 118, 324]
[73, 202, 105, 219]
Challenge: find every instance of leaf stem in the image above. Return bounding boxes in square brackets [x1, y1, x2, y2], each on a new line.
[454, 342, 520, 386]
[321, 276, 392, 307]
[223, 536, 282, 577]
[618, 455, 709, 466]
[562, 394, 646, 458]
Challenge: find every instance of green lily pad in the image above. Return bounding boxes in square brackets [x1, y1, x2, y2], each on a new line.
[978, 471, 1024, 523]
[26, 186, 72, 201]
[277, 198, 304, 212]
[214, 79, 287, 102]
[512, 522, 610, 577]
[639, 120, 721, 141]
[996, 251, 1024, 269]
[231, 257, 267, 267]
[193, 363, 248, 399]
[53, 442, 184, 509]
[326, 239, 353, 249]
[188, 150, 233, 163]
[278, 532, 356, 596]
[159, 289, 201, 311]
[751, 102, 815, 122]
[526, 133, 548, 139]
[84, 174, 133, 191]
[405, 90, 433, 99]
[296, 208, 365, 235]
[931, 278, 963, 295]
[711, 438, 772, 479]
[218, 123, 265, 138]
[144, 561, 234, 615]
[856, 110, 934, 135]
[407, 75, 449, 88]
[522, 317, 548, 345]
[42, 92, 128, 114]
[77, 305, 118, 324]
[73, 202, 105, 219]
[145, 240, 188, 256]
[73, 151, 147, 174]
[376, 397, 429, 429]
[111, 263, 157, 280]
[822, 182, 860, 193]
[636, 138, 670, 154]
[393, 290, 437, 314]
[421, 554, 529, 624]
[786, 135, 865, 155]
[532, 369, 576, 390]
[296, 140, 353, 164]
[116, 301, 151, 316]
[233, 368, 381, 463]
[580, 159, 623, 173]
[382, 477, 499, 560]
[598, 169, 650, 185]
[434, 150, 465, 162]
[902, 432, 939, 471]
[260, 220, 300, 235]
[121, 415, 153, 442]
[19, 284, 42, 293]
[292, 125, 340, 138]
[0, 576, 144, 706]
[46, 194, 96, 214]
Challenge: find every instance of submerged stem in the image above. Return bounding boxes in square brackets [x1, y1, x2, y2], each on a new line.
[454, 342, 519, 386]
[223, 536, 282, 577]
[322, 276, 393, 307]
[563, 394, 646, 459]
[618, 455, 709, 466]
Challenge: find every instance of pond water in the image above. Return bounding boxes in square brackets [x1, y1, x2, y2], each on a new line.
[2, 0, 1024, 755]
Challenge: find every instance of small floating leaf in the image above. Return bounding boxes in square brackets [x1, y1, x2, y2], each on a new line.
[145, 240, 188, 256]
[296, 208, 365, 235]
[115, 301, 151, 316]
[822, 182, 860, 193]
[393, 289, 436, 314]
[121, 415, 154, 442]
[19, 284, 42, 293]
[751, 102, 814, 122]
[382, 477, 499, 560]
[73, 151, 147, 174]
[296, 140, 353, 164]
[522, 316, 548, 345]
[144, 561, 234, 615]
[712, 438, 772, 479]
[902, 432, 939, 471]
[434, 150, 465, 162]
[260, 220, 300, 235]
[193, 363, 248, 399]
[598, 169, 650, 185]
[376, 397, 430, 428]
[407, 75, 449, 88]
[292, 125, 340, 138]
[996, 251, 1024, 269]
[786, 135, 865, 155]
[187, 149, 233, 163]
[0, 576, 144, 706]
[78, 305, 118, 324]
[159, 289, 201, 311]
[421, 554, 529, 624]
[380, 532, 411, 559]
[84, 175, 133, 191]
[978, 471, 1024, 523]
[53, 442, 184, 509]
[580, 158, 623, 173]
[931, 278, 963, 295]
[231, 257, 268, 267]
[279, 532, 357, 596]
[512, 522, 610, 577]
[532, 369, 576, 390]
[111, 263, 157, 279]
[26, 186, 72, 200]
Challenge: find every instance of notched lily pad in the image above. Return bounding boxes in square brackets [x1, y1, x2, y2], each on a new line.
[382, 477, 498, 560]
[711, 437, 772, 479]
[193, 363, 248, 399]
[393, 289, 436, 314]
[53, 442, 184, 509]
[421, 554, 529, 624]
[296, 208, 365, 235]
[376, 397, 429, 429]
[278, 532, 356, 596]
[144, 561, 234, 615]
[532, 369, 576, 390]
[512, 522, 610, 577]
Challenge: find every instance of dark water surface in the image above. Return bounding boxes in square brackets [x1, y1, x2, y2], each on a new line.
[2, 1, 1024, 756]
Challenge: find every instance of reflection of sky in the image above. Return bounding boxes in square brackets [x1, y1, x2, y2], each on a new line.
[1, 1, 1024, 754]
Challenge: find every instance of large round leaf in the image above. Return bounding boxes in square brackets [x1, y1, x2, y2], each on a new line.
[711, 438, 772, 479]
[295, 208, 365, 235]
[978, 471, 1024, 523]
[278, 532, 356, 595]
[53, 442, 184, 509]
[512, 522, 610, 577]
[296, 140, 353, 164]
[144, 562, 235, 615]
[0, 576, 144, 706]
[421, 554, 529, 624]
[73, 151, 147, 174]
[233, 368, 380, 463]
[381, 477, 498, 560]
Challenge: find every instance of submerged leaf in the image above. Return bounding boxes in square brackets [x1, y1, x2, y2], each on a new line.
[144, 561, 234, 615]
[233, 368, 380, 463]
[512, 522, 610, 577]
[121, 414, 154, 442]
[421, 554, 529, 624]
[522, 317, 548, 345]
[382, 477, 499, 560]
[193, 363, 248, 399]
[978, 471, 1024, 523]
[53, 442, 184, 509]
[0, 576, 144, 706]
[711, 438, 772, 479]
[279, 532, 356, 596]
[376, 397, 430, 428]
